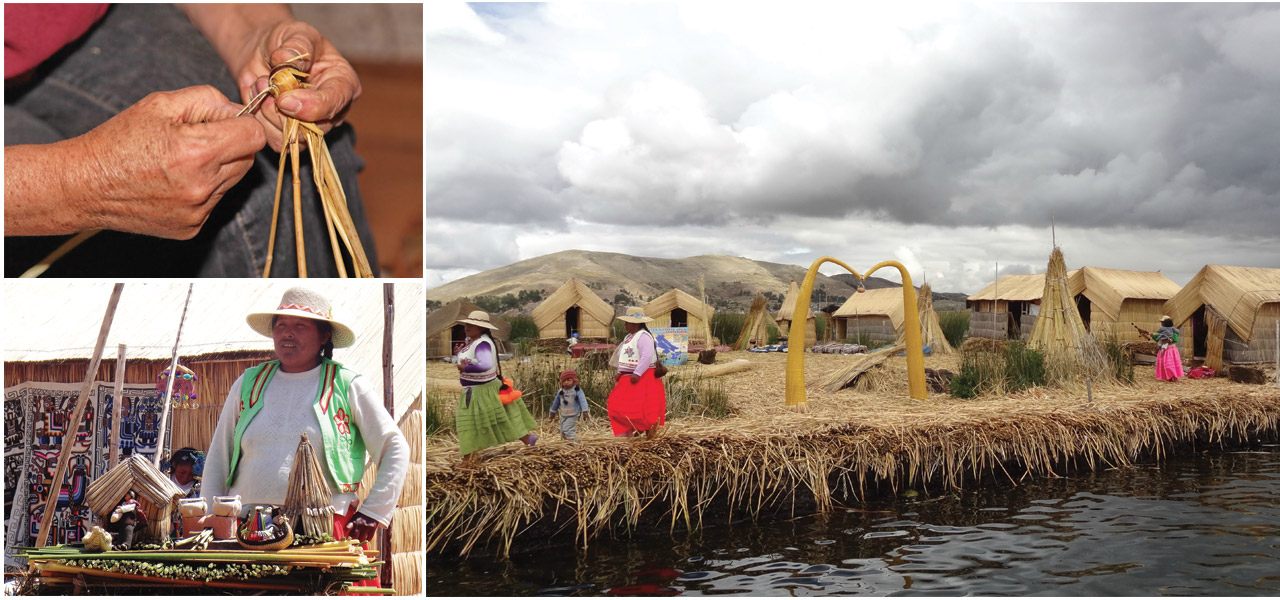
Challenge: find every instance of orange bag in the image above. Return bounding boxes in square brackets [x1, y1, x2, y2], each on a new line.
[498, 378, 523, 405]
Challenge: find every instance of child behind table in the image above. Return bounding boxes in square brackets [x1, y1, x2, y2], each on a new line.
[550, 369, 589, 442]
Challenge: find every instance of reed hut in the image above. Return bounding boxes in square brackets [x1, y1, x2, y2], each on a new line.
[905, 283, 954, 354]
[1075, 266, 1182, 342]
[776, 281, 817, 349]
[4, 281, 424, 587]
[833, 287, 905, 344]
[966, 271, 1084, 341]
[426, 298, 511, 358]
[84, 455, 183, 546]
[531, 278, 614, 341]
[1163, 265, 1280, 370]
[643, 289, 716, 345]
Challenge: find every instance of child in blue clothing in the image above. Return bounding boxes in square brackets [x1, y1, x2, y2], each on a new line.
[550, 369, 589, 442]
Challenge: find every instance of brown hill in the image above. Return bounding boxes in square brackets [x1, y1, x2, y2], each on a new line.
[427, 250, 969, 314]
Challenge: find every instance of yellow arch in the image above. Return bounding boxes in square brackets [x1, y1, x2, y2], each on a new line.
[785, 257, 927, 410]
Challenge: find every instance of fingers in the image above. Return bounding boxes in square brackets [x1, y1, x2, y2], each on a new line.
[275, 66, 359, 123]
[191, 115, 267, 163]
[269, 32, 316, 72]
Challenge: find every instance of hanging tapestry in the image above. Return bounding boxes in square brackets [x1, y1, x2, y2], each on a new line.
[4, 381, 166, 569]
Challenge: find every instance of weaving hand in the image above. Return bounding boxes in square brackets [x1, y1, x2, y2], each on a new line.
[238, 20, 361, 152]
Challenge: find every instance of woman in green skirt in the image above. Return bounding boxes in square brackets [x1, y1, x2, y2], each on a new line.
[454, 310, 538, 462]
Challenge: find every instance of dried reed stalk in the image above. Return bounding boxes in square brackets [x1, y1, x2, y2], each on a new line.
[815, 345, 904, 392]
[1026, 247, 1110, 383]
[282, 433, 334, 538]
[242, 55, 374, 278]
[733, 295, 770, 351]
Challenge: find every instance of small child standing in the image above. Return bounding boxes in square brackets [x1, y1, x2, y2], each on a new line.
[550, 369, 589, 442]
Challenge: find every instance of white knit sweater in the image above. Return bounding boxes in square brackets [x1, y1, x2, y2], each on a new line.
[201, 363, 409, 526]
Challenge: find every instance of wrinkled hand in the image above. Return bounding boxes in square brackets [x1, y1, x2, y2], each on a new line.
[345, 513, 380, 543]
[235, 20, 361, 151]
[74, 86, 265, 239]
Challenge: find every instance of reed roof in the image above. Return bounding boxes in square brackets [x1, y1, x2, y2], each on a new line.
[833, 287, 906, 329]
[85, 455, 184, 518]
[1164, 265, 1280, 343]
[643, 288, 715, 321]
[776, 280, 813, 322]
[531, 278, 614, 330]
[967, 270, 1083, 304]
[1077, 266, 1182, 322]
[425, 298, 511, 342]
[3, 281, 423, 415]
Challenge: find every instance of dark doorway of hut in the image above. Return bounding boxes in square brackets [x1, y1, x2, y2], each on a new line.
[1076, 296, 1092, 331]
[1191, 305, 1208, 358]
[565, 306, 581, 338]
[451, 324, 465, 353]
[671, 308, 688, 328]
[1007, 301, 1024, 340]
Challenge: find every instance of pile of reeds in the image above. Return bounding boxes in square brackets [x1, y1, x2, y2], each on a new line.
[1026, 247, 1110, 384]
[426, 385, 1280, 557]
[16, 539, 390, 594]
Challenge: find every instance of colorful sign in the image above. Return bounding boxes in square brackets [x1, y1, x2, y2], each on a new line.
[651, 327, 689, 366]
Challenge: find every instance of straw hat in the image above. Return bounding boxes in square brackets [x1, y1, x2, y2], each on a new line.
[1161, 315, 1171, 322]
[456, 310, 499, 331]
[616, 306, 654, 324]
[246, 287, 356, 348]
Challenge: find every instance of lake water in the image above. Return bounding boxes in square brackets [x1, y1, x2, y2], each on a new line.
[427, 443, 1280, 596]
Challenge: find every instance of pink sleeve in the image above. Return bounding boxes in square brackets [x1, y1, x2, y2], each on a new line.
[633, 332, 654, 376]
[4, 4, 108, 79]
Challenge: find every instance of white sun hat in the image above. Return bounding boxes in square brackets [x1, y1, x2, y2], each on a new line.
[616, 306, 654, 324]
[246, 287, 356, 348]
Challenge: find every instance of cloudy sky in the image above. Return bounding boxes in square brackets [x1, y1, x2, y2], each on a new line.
[426, 3, 1279, 293]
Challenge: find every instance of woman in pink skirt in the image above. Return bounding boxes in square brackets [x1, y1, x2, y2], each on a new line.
[1153, 315, 1183, 382]
[607, 307, 667, 439]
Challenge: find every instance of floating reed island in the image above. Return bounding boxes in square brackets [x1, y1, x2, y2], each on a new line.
[425, 350, 1280, 558]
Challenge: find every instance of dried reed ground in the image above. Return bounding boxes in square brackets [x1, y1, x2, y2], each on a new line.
[425, 351, 1280, 557]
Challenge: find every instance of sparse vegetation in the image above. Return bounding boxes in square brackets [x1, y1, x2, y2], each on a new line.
[508, 316, 537, 342]
[1103, 336, 1135, 384]
[425, 388, 453, 436]
[952, 340, 1045, 398]
[712, 313, 747, 346]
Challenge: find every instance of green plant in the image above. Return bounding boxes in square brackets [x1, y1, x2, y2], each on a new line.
[1003, 341, 1046, 392]
[712, 313, 746, 346]
[508, 315, 537, 342]
[955, 345, 1006, 397]
[949, 368, 980, 399]
[1103, 336, 1135, 384]
[814, 314, 827, 340]
[664, 374, 731, 419]
[938, 310, 969, 349]
[766, 324, 780, 345]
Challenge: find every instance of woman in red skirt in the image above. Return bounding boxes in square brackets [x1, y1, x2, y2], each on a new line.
[607, 307, 667, 439]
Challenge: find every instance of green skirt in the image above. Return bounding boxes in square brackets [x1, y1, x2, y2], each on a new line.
[456, 379, 536, 456]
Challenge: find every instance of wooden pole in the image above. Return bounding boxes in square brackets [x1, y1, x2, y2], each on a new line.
[379, 283, 395, 589]
[1274, 320, 1278, 388]
[153, 284, 194, 470]
[36, 283, 123, 548]
[109, 344, 127, 469]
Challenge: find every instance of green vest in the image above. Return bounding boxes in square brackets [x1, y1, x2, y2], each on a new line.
[227, 359, 366, 493]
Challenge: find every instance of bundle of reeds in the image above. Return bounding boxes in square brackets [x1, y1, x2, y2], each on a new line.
[815, 345, 904, 392]
[282, 433, 334, 538]
[1026, 247, 1110, 384]
[17, 539, 389, 594]
[733, 295, 771, 351]
[242, 55, 374, 278]
[908, 284, 954, 354]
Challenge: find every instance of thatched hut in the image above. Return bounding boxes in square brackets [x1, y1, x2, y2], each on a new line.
[966, 271, 1084, 341]
[643, 289, 716, 345]
[1075, 266, 1182, 342]
[776, 281, 817, 348]
[4, 281, 423, 585]
[85, 455, 183, 545]
[531, 278, 614, 341]
[426, 298, 511, 358]
[1163, 265, 1280, 370]
[833, 287, 905, 344]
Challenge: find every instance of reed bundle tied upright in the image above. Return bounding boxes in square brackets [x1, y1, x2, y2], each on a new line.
[243, 54, 374, 278]
[282, 433, 335, 538]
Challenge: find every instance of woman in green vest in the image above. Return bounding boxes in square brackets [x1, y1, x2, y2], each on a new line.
[202, 287, 409, 542]
[454, 310, 538, 463]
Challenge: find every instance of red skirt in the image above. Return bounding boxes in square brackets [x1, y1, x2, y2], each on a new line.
[607, 370, 667, 436]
